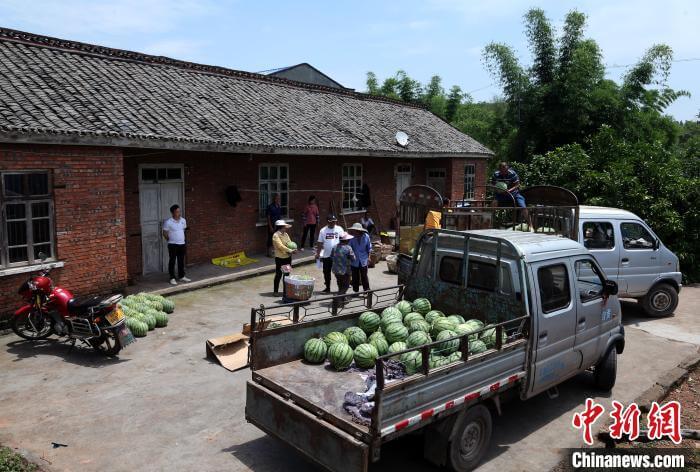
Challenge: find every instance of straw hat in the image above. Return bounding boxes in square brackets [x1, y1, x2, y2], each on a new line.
[340, 232, 354, 241]
[274, 219, 292, 228]
[348, 222, 367, 233]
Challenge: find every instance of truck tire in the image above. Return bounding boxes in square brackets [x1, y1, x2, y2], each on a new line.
[593, 348, 617, 391]
[447, 404, 492, 472]
[641, 283, 678, 317]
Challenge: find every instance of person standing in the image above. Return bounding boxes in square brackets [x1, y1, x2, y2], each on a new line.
[331, 233, 355, 296]
[315, 214, 344, 293]
[300, 195, 319, 249]
[360, 211, 376, 236]
[266, 194, 284, 257]
[162, 204, 191, 286]
[348, 223, 371, 292]
[271, 220, 297, 294]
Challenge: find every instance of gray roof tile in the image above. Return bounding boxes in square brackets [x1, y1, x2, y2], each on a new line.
[0, 28, 492, 157]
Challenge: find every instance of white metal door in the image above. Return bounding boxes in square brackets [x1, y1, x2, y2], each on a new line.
[395, 164, 412, 202]
[139, 165, 185, 275]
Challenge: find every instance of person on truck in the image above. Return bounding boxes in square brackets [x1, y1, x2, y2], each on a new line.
[492, 162, 532, 229]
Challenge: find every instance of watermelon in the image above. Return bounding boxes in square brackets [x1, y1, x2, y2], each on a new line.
[400, 351, 423, 374]
[143, 313, 156, 331]
[126, 317, 148, 337]
[380, 312, 403, 331]
[481, 326, 507, 349]
[454, 323, 479, 341]
[495, 181, 508, 191]
[406, 330, 431, 348]
[381, 306, 403, 320]
[303, 338, 328, 364]
[287, 241, 298, 250]
[370, 336, 389, 356]
[344, 326, 367, 348]
[447, 351, 462, 363]
[368, 331, 386, 343]
[429, 355, 450, 369]
[146, 300, 164, 312]
[408, 319, 431, 334]
[328, 343, 354, 370]
[430, 317, 457, 338]
[447, 314, 466, 325]
[425, 310, 445, 325]
[435, 330, 459, 355]
[154, 312, 169, 327]
[161, 298, 175, 314]
[403, 312, 424, 326]
[412, 298, 432, 315]
[466, 319, 484, 330]
[395, 300, 413, 316]
[358, 311, 381, 334]
[384, 322, 409, 344]
[387, 341, 407, 359]
[323, 331, 348, 347]
[354, 343, 379, 368]
[469, 339, 487, 354]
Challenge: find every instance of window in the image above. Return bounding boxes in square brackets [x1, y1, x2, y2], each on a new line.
[538, 264, 571, 313]
[1, 172, 55, 267]
[439, 256, 513, 294]
[582, 222, 615, 249]
[140, 167, 182, 182]
[621, 222, 655, 250]
[427, 168, 446, 195]
[575, 259, 606, 302]
[259, 164, 289, 220]
[463, 164, 475, 200]
[342, 164, 363, 212]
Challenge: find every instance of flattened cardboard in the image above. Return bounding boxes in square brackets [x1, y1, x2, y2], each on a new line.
[206, 332, 249, 371]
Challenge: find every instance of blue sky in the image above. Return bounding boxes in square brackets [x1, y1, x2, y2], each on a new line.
[1, 0, 698, 120]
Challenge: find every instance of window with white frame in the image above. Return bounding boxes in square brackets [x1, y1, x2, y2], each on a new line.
[463, 164, 476, 200]
[259, 164, 289, 220]
[342, 164, 363, 212]
[1, 172, 55, 267]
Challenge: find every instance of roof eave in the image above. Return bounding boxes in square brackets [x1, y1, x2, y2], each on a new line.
[0, 130, 494, 159]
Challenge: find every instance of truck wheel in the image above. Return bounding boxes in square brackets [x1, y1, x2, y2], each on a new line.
[448, 404, 492, 472]
[593, 348, 617, 391]
[641, 283, 678, 317]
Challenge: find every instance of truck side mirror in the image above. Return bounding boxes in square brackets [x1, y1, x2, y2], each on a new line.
[653, 239, 660, 250]
[603, 280, 618, 296]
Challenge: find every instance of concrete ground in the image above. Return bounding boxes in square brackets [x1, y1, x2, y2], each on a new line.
[0, 266, 697, 472]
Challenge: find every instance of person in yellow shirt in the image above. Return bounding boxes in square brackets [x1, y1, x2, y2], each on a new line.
[424, 198, 450, 230]
[272, 220, 298, 294]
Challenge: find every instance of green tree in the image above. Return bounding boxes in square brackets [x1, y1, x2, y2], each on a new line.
[445, 85, 464, 123]
[365, 72, 379, 95]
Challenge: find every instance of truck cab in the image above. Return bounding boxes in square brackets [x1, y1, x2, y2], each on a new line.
[578, 206, 681, 316]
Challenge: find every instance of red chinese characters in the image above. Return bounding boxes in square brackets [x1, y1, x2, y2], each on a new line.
[572, 398, 605, 445]
[647, 400, 682, 444]
[609, 401, 641, 441]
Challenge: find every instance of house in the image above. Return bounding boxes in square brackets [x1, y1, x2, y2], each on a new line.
[264, 63, 351, 90]
[0, 27, 492, 316]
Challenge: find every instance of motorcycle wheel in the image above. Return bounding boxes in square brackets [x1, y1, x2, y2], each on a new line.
[11, 309, 53, 340]
[90, 330, 122, 357]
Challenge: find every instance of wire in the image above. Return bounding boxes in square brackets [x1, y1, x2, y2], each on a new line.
[605, 57, 700, 69]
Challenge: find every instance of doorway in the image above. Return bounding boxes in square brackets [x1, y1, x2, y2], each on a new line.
[426, 168, 446, 196]
[395, 164, 412, 202]
[139, 165, 185, 275]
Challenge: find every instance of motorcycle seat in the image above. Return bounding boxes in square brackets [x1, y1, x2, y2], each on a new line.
[68, 296, 104, 316]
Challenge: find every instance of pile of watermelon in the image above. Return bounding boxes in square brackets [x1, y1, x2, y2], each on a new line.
[118, 293, 174, 338]
[302, 297, 507, 373]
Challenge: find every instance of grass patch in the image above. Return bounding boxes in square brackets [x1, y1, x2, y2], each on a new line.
[0, 446, 38, 472]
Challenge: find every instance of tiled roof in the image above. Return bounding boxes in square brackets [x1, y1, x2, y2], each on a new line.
[0, 28, 493, 157]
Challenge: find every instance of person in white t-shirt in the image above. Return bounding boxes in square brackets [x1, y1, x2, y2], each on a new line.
[315, 214, 343, 293]
[162, 204, 191, 285]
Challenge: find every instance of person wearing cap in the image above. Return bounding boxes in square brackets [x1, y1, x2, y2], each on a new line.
[348, 222, 371, 292]
[331, 232, 355, 296]
[316, 214, 344, 293]
[272, 219, 297, 294]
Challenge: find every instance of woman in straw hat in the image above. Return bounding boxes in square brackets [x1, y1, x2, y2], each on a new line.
[331, 232, 355, 296]
[272, 219, 297, 294]
[348, 222, 371, 292]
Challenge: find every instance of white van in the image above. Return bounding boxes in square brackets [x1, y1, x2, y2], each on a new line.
[578, 206, 681, 316]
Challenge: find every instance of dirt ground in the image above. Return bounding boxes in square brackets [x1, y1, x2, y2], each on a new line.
[0, 264, 698, 472]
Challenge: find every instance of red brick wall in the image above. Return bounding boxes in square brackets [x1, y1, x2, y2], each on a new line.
[123, 151, 489, 279]
[0, 144, 127, 317]
[446, 158, 489, 202]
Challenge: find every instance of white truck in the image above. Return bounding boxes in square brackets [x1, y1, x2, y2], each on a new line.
[245, 229, 624, 471]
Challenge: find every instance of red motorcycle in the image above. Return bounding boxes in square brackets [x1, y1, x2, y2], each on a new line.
[11, 256, 133, 356]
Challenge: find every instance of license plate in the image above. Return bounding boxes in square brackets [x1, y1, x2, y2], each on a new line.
[105, 307, 124, 325]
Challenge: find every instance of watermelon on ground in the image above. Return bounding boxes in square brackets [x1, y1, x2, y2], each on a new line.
[328, 343, 354, 370]
[354, 343, 379, 368]
[304, 338, 328, 364]
[358, 311, 381, 334]
[154, 312, 169, 327]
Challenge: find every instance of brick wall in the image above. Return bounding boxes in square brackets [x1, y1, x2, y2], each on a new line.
[0, 144, 127, 318]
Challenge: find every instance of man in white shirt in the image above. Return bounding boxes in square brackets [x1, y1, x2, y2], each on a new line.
[162, 204, 191, 285]
[315, 214, 343, 293]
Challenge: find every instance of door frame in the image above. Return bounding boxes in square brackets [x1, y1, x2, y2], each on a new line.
[138, 163, 185, 275]
[395, 163, 412, 202]
[426, 167, 447, 196]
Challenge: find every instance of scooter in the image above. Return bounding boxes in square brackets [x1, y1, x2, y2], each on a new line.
[11, 254, 133, 356]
